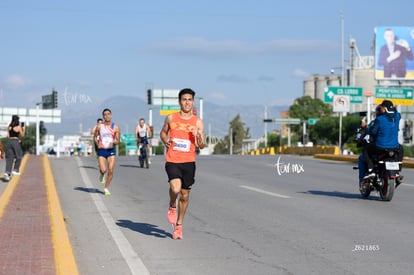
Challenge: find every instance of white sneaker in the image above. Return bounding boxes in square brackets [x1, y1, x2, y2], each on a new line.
[363, 171, 375, 179]
[3, 173, 10, 181]
[12, 171, 20, 176]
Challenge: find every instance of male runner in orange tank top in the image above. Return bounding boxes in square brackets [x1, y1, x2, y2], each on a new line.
[160, 88, 205, 239]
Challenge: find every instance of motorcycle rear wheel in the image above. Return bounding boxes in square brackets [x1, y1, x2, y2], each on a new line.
[379, 171, 395, 201]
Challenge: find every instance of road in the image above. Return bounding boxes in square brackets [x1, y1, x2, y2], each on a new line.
[50, 154, 414, 275]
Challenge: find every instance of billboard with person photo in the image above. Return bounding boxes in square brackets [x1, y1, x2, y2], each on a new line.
[375, 26, 414, 80]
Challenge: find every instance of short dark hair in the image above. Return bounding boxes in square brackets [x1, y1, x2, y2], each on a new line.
[102, 108, 112, 116]
[178, 88, 195, 100]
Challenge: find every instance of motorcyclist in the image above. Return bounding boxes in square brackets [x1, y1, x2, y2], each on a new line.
[356, 105, 383, 184]
[135, 118, 153, 165]
[362, 100, 402, 182]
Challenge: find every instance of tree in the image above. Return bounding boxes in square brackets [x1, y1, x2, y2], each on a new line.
[213, 114, 250, 154]
[267, 132, 280, 148]
[289, 96, 332, 119]
[310, 116, 338, 145]
[20, 122, 48, 154]
[289, 96, 333, 136]
[310, 115, 361, 147]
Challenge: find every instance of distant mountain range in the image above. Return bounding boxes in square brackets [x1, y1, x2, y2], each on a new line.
[46, 95, 289, 140]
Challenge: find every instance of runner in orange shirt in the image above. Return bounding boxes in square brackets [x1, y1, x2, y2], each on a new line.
[160, 88, 205, 239]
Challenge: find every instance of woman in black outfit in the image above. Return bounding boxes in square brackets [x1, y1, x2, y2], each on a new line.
[4, 115, 25, 181]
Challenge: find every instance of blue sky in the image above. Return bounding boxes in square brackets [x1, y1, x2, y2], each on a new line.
[1, 0, 413, 110]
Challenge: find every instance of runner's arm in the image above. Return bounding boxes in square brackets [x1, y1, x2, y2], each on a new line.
[113, 125, 121, 145]
[195, 118, 205, 149]
[160, 115, 172, 149]
[94, 125, 101, 147]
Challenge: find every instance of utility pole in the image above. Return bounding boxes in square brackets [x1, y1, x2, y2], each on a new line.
[229, 127, 233, 155]
[339, 11, 345, 154]
[264, 106, 268, 147]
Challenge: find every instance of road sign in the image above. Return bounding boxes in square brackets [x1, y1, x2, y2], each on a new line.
[374, 87, 414, 106]
[307, 118, 319, 125]
[333, 95, 350, 112]
[324, 86, 363, 104]
[160, 105, 180, 116]
[121, 133, 138, 150]
[263, 118, 300, 124]
[41, 90, 58, 109]
[152, 89, 180, 106]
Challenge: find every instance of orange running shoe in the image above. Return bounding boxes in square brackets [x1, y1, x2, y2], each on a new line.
[167, 207, 177, 224]
[172, 225, 183, 239]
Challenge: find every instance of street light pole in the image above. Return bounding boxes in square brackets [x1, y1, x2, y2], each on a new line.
[341, 11, 345, 86]
[339, 11, 345, 154]
[36, 103, 40, 155]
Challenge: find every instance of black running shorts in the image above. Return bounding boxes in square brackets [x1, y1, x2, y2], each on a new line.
[165, 162, 196, 190]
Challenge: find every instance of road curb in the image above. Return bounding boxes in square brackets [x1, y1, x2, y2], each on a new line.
[43, 155, 79, 275]
[314, 154, 414, 168]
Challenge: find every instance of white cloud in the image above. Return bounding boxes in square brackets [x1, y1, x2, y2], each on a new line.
[143, 37, 338, 58]
[4, 74, 33, 89]
[206, 92, 227, 101]
[291, 68, 310, 78]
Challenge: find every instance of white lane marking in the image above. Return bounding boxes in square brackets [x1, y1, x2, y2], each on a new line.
[77, 158, 150, 275]
[240, 185, 291, 199]
[402, 183, 414, 187]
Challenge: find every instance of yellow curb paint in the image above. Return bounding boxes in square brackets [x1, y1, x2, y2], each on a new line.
[43, 154, 79, 275]
[0, 154, 28, 220]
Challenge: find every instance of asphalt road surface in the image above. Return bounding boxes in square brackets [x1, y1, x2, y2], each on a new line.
[50, 154, 414, 275]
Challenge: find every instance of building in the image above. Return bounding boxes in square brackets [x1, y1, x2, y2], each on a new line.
[302, 39, 414, 144]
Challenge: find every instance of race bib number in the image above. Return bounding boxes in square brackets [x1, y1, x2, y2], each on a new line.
[172, 138, 190, 152]
[102, 136, 112, 148]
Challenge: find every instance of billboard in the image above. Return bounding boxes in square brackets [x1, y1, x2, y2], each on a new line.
[375, 26, 414, 80]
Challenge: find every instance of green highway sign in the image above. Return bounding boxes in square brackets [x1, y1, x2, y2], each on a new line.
[374, 87, 414, 106]
[324, 86, 363, 104]
[307, 118, 319, 125]
[120, 134, 138, 151]
[160, 105, 180, 116]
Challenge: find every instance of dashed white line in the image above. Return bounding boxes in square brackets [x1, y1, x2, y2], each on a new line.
[240, 185, 291, 199]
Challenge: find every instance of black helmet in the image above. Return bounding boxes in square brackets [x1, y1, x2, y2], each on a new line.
[381, 100, 395, 113]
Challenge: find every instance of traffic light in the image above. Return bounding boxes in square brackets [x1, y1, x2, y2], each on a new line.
[52, 90, 58, 108]
[147, 89, 152, 105]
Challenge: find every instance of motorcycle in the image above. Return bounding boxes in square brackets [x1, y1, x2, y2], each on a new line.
[137, 138, 149, 169]
[357, 149, 402, 201]
[354, 127, 403, 201]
